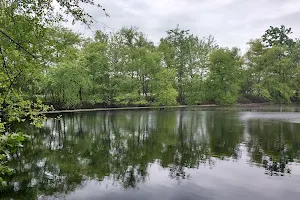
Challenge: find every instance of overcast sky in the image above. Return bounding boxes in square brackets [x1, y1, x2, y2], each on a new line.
[67, 0, 300, 50]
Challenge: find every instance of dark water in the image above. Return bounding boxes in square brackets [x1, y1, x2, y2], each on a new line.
[1, 110, 300, 200]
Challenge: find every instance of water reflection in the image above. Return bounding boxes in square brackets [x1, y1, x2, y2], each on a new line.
[1, 110, 300, 199]
[245, 119, 300, 176]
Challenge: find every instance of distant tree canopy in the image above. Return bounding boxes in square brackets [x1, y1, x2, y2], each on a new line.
[37, 24, 300, 108]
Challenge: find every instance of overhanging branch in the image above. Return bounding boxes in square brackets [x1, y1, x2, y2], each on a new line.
[0, 29, 36, 59]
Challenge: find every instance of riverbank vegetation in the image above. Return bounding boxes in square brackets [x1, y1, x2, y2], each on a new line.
[41, 25, 300, 108]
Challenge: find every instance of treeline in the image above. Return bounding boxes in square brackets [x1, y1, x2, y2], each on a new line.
[39, 25, 300, 108]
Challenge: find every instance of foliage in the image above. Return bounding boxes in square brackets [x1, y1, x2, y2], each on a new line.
[185, 76, 205, 105]
[32, 24, 300, 107]
[245, 33, 299, 103]
[205, 48, 243, 104]
[1, 0, 108, 24]
[0, 132, 27, 186]
[159, 25, 217, 104]
[262, 25, 295, 47]
[0, 0, 106, 183]
[152, 69, 178, 106]
[43, 62, 90, 107]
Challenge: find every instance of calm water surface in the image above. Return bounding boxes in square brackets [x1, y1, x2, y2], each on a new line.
[1, 110, 300, 200]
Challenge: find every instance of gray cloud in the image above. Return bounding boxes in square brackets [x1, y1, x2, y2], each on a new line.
[66, 0, 300, 50]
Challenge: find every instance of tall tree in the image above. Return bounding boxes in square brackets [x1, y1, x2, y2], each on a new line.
[152, 69, 178, 106]
[159, 26, 191, 104]
[254, 46, 296, 103]
[160, 25, 217, 104]
[245, 33, 298, 103]
[184, 35, 217, 105]
[242, 39, 267, 100]
[81, 34, 110, 106]
[206, 48, 243, 104]
[111, 27, 158, 106]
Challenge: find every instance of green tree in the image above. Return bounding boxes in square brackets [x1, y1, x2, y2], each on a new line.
[255, 46, 296, 103]
[0, 4, 50, 182]
[245, 38, 298, 103]
[107, 27, 161, 106]
[184, 76, 205, 105]
[81, 35, 110, 106]
[40, 27, 87, 108]
[206, 48, 243, 104]
[160, 25, 217, 104]
[289, 40, 300, 102]
[132, 46, 161, 102]
[0, 0, 105, 183]
[184, 36, 217, 105]
[152, 69, 178, 106]
[159, 26, 192, 104]
[242, 39, 266, 98]
[262, 25, 295, 47]
[43, 61, 90, 108]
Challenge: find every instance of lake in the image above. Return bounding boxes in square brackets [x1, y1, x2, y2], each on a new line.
[1, 109, 300, 200]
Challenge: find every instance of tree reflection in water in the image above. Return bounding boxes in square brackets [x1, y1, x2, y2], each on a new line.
[1, 110, 300, 199]
[245, 119, 300, 176]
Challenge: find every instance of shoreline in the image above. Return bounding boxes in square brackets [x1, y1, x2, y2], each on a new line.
[41, 103, 286, 114]
[41, 104, 218, 114]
